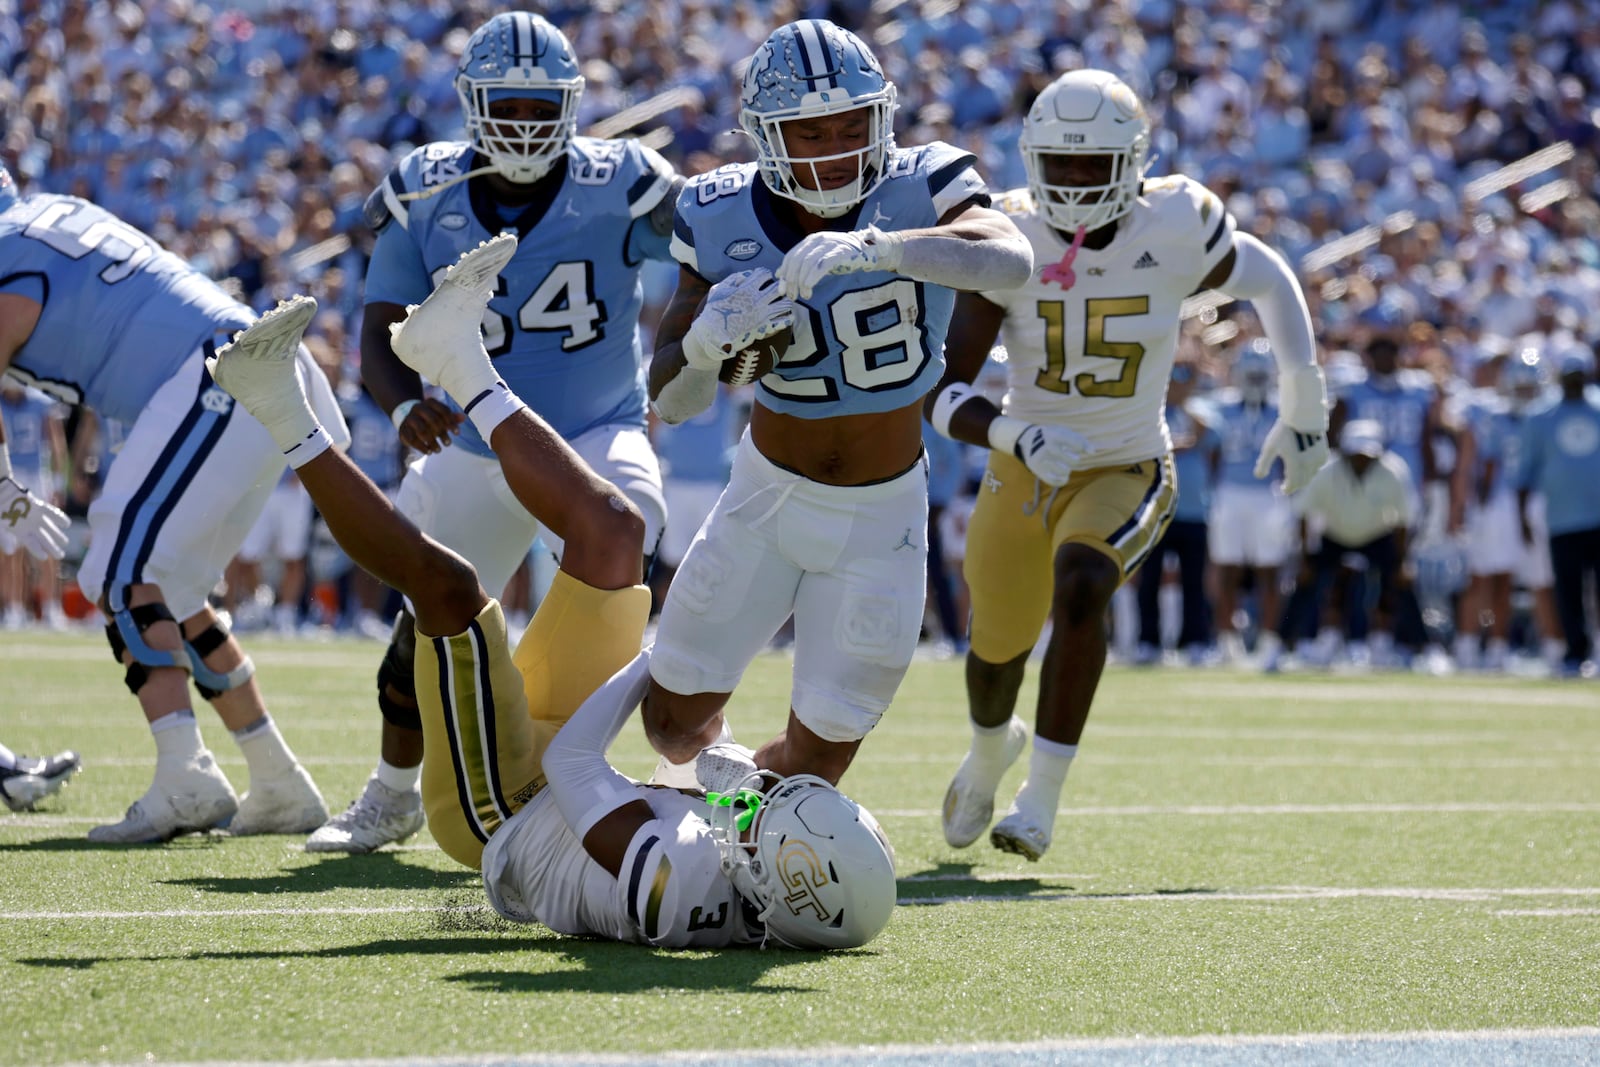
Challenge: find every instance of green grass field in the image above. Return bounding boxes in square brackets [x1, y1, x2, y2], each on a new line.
[3, 632, 1598, 1065]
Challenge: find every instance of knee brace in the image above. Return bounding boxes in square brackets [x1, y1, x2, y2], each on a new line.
[376, 608, 421, 730]
[104, 602, 188, 695]
[186, 618, 256, 700]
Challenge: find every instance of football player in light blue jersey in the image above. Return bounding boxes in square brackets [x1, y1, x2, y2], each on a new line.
[0, 164, 342, 843]
[1336, 336, 1437, 509]
[1208, 344, 1295, 667]
[315, 11, 685, 853]
[645, 19, 1031, 788]
[1516, 348, 1600, 675]
[1453, 355, 1549, 671]
[0, 384, 67, 629]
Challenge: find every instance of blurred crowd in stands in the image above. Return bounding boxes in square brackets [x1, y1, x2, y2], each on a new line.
[3, 0, 1599, 674]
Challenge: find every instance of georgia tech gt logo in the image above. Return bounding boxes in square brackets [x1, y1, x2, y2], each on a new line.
[2, 497, 31, 528]
[776, 839, 833, 921]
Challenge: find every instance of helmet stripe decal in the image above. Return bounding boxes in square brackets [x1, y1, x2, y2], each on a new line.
[795, 20, 838, 90]
[514, 11, 532, 62]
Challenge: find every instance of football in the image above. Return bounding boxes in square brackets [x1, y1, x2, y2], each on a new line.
[720, 327, 791, 387]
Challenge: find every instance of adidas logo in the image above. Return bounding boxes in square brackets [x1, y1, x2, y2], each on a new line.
[1133, 251, 1159, 269]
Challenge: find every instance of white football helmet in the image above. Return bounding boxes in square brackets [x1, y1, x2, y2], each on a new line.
[456, 12, 584, 183]
[709, 773, 897, 950]
[1021, 69, 1151, 234]
[739, 19, 897, 219]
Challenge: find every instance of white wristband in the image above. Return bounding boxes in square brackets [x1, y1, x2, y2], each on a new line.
[390, 399, 420, 431]
[680, 322, 726, 373]
[0, 439, 11, 482]
[987, 414, 1029, 457]
[930, 381, 981, 438]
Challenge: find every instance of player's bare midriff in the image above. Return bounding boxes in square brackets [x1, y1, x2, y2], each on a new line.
[751, 400, 925, 486]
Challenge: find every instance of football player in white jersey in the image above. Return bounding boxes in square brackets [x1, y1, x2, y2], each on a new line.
[207, 240, 895, 950]
[928, 70, 1330, 860]
[644, 19, 1032, 788]
[0, 165, 338, 844]
[317, 12, 685, 854]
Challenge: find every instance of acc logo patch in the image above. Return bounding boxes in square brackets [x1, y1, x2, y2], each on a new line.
[438, 212, 468, 230]
[725, 239, 763, 261]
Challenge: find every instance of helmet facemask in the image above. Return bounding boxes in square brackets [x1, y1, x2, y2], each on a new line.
[456, 13, 585, 184]
[1021, 71, 1151, 235]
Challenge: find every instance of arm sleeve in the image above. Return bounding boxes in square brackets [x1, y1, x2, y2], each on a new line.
[542, 650, 654, 842]
[1218, 232, 1316, 373]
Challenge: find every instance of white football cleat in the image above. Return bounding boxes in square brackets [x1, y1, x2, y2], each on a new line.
[229, 763, 329, 836]
[989, 807, 1051, 862]
[207, 295, 319, 422]
[0, 750, 82, 812]
[941, 718, 1029, 848]
[695, 742, 759, 796]
[388, 234, 518, 403]
[304, 775, 424, 853]
[87, 753, 239, 844]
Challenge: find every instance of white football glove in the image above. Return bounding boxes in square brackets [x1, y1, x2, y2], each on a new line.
[682, 268, 795, 372]
[1254, 363, 1331, 493]
[776, 225, 904, 300]
[1254, 422, 1330, 494]
[988, 418, 1091, 488]
[0, 477, 70, 561]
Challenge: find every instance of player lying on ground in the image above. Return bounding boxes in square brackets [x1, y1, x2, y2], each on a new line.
[206, 237, 896, 949]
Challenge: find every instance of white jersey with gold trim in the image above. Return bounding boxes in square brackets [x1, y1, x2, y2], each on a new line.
[979, 176, 1236, 468]
[480, 784, 762, 949]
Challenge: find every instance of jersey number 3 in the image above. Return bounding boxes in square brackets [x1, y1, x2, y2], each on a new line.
[1035, 296, 1149, 398]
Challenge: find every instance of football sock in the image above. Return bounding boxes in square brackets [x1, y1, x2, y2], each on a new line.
[375, 758, 421, 794]
[0, 742, 15, 770]
[1011, 736, 1076, 829]
[231, 713, 296, 780]
[465, 380, 528, 443]
[151, 710, 205, 768]
[967, 718, 1024, 779]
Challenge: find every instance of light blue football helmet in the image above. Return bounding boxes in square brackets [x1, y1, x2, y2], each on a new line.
[1232, 338, 1276, 404]
[739, 19, 897, 218]
[455, 12, 584, 183]
[0, 164, 18, 213]
[1499, 346, 1549, 412]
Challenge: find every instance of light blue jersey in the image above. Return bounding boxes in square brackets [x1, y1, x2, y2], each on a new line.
[1167, 404, 1220, 522]
[1465, 396, 1523, 498]
[0, 388, 57, 488]
[364, 137, 677, 455]
[1517, 396, 1600, 535]
[1213, 397, 1277, 488]
[670, 142, 989, 419]
[655, 386, 740, 485]
[339, 384, 402, 489]
[1340, 370, 1435, 492]
[0, 195, 250, 423]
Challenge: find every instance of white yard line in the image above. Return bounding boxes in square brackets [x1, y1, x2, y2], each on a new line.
[34, 1027, 1600, 1067]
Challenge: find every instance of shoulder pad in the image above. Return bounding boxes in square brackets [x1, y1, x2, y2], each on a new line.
[363, 178, 396, 233]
